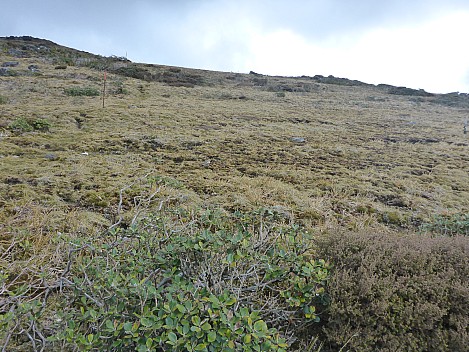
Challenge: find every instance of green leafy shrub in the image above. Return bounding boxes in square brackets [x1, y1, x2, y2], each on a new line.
[112, 80, 129, 95]
[8, 117, 34, 133]
[421, 213, 469, 236]
[149, 175, 185, 189]
[49, 208, 329, 351]
[315, 231, 469, 352]
[113, 65, 151, 80]
[64, 86, 100, 96]
[0, 299, 46, 349]
[8, 117, 51, 133]
[0, 95, 8, 104]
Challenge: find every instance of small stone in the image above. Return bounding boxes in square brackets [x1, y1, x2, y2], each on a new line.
[28, 65, 39, 72]
[5, 177, 22, 185]
[45, 153, 59, 160]
[8, 48, 25, 57]
[2, 61, 19, 67]
[290, 137, 306, 144]
[0, 68, 12, 76]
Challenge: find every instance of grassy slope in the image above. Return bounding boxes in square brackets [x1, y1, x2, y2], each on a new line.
[0, 39, 469, 242]
[0, 36, 468, 278]
[1, 36, 469, 351]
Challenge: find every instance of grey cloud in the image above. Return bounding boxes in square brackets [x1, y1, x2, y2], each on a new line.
[1, 0, 469, 92]
[230, 0, 469, 40]
[3, 0, 468, 55]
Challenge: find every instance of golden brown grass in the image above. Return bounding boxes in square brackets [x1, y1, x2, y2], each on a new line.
[1, 39, 468, 282]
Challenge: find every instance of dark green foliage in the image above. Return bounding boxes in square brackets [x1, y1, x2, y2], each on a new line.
[113, 65, 152, 80]
[421, 213, 469, 236]
[430, 92, 469, 108]
[8, 117, 51, 133]
[310, 75, 369, 87]
[316, 231, 469, 352]
[64, 86, 100, 96]
[387, 86, 433, 97]
[44, 209, 329, 351]
[111, 65, 205, 87]
[158, 70, 204, 87]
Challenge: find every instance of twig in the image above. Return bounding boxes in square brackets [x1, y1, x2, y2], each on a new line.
[339, 333, 359, 352]
[1, 321, 18, 352]
[109, 172, 155, 230]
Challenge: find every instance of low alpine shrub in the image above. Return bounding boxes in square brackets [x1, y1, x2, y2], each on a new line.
[316, 231, 469, 351]
[64, 86, 100, 96]
[48, 208, 329, 351]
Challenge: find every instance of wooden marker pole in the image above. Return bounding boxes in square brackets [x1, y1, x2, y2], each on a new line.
[102, 70, 107, 108]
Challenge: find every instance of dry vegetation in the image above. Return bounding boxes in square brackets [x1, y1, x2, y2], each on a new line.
[0, 37, 468, 351]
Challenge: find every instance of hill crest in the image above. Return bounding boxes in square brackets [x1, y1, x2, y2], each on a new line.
[2, 35, 469, 104]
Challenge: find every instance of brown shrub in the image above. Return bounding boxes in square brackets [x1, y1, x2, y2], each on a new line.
[315, 231, 469, 352]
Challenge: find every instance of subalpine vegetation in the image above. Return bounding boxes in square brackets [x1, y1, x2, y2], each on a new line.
[1, 36, 468, 351]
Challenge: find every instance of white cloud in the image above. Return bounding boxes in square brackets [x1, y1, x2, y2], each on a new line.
[3, 1, 469, 93]
[351, 11, 469, 93]
[242, 11, 469, 93]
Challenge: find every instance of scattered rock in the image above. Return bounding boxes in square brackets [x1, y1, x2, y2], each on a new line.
[181, 141, 203, 150]
[290, 137, 306, 144]
[311, 74, 369, 87]
[7, 48, 25, 57]
[252, 77, 268, 86]
[28, 65, 39, 72]
[5, 177, 22, 185]
[145, 138, 166, 150]
[74, 117, 84, 129]
[377, 194, 407, 208]
[45, 153, 59, 161]
[36, 45, 50, 53]
[388, 86, 433, 97]
[421, 192, 433, 200]
[269, 205, 292, 220]
[2, 61, 19, 67]
[0, 67, 16, 76]
[407, 137, 439, 144]
[75, 58, 91, 66]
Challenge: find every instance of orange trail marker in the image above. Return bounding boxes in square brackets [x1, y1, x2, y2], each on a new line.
[102, 70, 107, 108]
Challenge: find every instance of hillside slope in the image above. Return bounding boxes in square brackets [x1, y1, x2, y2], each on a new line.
[0, 36, 468, 351]
[1, 36, 468, 235]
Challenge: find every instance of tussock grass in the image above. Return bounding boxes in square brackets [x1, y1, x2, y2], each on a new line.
[1, 37, 468, 350]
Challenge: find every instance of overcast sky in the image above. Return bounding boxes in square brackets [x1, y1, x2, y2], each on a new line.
[2, 1, 469, 93]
